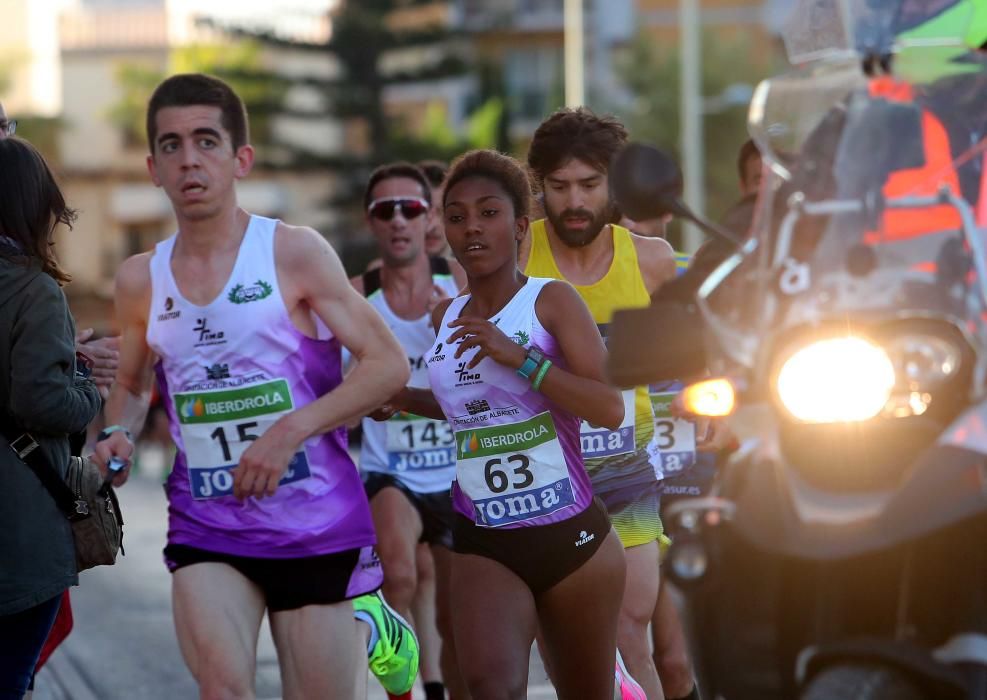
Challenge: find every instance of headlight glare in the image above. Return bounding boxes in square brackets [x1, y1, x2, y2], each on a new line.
[681, 378, 736, 417]
[776, 337, 895, 423]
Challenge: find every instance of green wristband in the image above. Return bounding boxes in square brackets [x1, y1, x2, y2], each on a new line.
[531, 359, 552, 392]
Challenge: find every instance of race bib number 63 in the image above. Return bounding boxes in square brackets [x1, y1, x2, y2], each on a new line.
[455, 412, 574, 527]
[175, 378, 311, 500]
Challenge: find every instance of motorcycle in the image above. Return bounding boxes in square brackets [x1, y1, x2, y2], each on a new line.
[606, 1, 987, 697]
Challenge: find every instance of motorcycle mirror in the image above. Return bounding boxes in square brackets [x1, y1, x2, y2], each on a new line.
[609, 142, 684, 220]
[606, 302, 709, 387]
[611, 143, 744, 247]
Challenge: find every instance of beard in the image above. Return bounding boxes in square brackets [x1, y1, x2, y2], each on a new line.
[545, 201, 619, 248]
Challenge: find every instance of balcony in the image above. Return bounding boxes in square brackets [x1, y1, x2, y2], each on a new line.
[456, 0, 565, 32]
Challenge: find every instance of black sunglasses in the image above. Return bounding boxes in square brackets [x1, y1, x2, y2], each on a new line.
[368, 197, 429, 221]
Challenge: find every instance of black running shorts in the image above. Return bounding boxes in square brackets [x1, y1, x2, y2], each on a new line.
[452, 497, 612, 595]
[163, 544, 382, 612]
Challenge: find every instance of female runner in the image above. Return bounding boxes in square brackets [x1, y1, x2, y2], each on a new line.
[385, 149, 627, 699]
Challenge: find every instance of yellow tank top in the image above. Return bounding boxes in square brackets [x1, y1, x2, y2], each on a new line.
[524, 219, 660, 486]
[524, 220, 651, 323]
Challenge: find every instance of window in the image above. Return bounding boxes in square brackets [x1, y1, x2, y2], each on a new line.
[505, 46, 562, 121]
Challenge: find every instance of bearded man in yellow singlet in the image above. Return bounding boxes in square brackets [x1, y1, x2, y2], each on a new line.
[521, 107, 682, 700]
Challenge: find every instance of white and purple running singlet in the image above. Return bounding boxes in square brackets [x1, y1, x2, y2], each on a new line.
[147, 215, 377, 561]
[426, 277, 593, 528]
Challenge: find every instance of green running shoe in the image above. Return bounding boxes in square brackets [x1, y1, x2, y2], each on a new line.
[353, 591, 420, 695]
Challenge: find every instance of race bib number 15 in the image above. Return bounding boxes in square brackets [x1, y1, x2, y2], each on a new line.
[175, 378, 311, 500]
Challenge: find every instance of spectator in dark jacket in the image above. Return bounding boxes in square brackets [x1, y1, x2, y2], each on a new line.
[0, 137, 101, 698]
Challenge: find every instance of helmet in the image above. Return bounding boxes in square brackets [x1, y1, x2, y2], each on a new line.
[966, 0, 987, 48]
[893, 0, 987, 49]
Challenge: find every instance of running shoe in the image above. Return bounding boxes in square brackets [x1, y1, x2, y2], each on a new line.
[614, 649, 647, 700]
[353, 591, 420, 695]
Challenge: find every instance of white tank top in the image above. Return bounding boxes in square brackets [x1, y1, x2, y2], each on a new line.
[145, 215, 375, 558]
[426, 278, 593, 528]
[359, 265, 460, 494]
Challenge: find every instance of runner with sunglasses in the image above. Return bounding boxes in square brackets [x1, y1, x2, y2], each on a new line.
[375, 149, 628, 699]
[353, 162, 468, 700]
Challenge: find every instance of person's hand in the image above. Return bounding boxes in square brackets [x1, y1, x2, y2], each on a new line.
[696, 418, 737, 453]
[670, 391, 689, 418]
[446, 316, 526, 370]
[232, 423, 301, 500]
[670, 390, 738, 453]
[367, 386, 411, 422]
[91, 430, 134, 487]
[75, 329, 120, 398]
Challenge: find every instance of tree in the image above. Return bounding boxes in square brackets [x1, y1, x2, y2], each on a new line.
[0, 59, 62, 160]
[107, 41, 287, 155]
[209, 1, 473, 188]
[203, 1, 488, 272]
[390, 96, 505, 162]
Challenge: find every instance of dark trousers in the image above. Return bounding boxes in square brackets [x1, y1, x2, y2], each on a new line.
[0, 594, 62, 699]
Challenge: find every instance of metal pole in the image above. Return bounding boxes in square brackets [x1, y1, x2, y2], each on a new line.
[564, 0, 584, 107]
[680, 0, 703, 252]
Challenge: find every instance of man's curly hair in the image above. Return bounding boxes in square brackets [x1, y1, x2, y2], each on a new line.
[527, 107, 628, 185]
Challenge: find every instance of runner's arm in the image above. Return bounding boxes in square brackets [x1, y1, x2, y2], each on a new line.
[233, 229, 410, 500]
[633, 234, 677, 295]
[440, 282, 623, 428]
[386, 299, 455, 420]
[93, 253, 156, 481]
[366, 386, 446, 422]
[379, 299, 454, 421]
[534, 281, 624, 429]
[276, 228, 410, 439]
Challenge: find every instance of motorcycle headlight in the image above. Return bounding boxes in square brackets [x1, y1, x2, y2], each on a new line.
[776, 337, 895, 423]
[884, 333, 961, 387]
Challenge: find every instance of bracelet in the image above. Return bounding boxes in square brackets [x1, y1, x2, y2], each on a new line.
[97, 424, 132, 443]
[531, 360, 552, 392]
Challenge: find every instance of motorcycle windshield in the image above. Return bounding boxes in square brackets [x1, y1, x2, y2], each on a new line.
[778, 0, 976, 66]
[701, 52, 987, 369]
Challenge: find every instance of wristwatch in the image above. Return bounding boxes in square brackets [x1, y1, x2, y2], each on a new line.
[516, 346, 546, 381]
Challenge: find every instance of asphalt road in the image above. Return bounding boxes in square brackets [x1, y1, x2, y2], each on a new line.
[32, 471, 557, 700]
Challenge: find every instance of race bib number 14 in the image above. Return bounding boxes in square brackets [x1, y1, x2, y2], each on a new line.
[175, 378, 311, 500]
[386, 413, 456, 472]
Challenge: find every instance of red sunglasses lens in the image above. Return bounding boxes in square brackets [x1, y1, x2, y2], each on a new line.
[398, 200, 426, 219]
[369, 199, 426, 221]
[369, 201, 397, 220]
